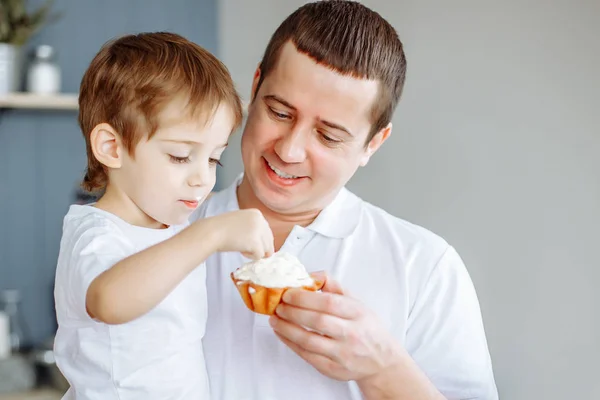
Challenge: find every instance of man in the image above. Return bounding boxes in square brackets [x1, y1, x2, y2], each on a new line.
[193, 1, 498, 399]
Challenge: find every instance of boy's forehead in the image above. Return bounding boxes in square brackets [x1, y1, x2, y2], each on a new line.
[157, 97, 211, 127]
[152, 103, 234, 144]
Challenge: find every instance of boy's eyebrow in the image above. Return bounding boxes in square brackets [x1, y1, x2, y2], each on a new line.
[162, 139, 229, 148]
[263, 94, 353, 137]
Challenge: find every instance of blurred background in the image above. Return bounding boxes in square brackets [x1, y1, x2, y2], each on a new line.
[0, 0, 598, 399]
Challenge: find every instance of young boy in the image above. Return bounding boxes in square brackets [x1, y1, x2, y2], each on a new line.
[53, 32, 274, 399]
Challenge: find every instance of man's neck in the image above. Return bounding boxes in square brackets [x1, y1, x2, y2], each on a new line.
[236, 178, 320, 251]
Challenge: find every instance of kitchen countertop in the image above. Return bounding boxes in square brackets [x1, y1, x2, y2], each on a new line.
[0, 388, 63, 400]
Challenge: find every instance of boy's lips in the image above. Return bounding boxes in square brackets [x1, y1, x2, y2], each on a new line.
[180, 199, 199, 209]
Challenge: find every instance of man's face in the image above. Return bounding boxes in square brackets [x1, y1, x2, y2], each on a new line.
[240, 41, 390, 215]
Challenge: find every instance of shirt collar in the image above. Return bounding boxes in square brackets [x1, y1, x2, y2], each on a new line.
[218, 173, 362, 239]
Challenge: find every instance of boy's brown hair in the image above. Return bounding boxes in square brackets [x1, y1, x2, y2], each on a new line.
[255, 0, 406, 145]
[79, 32, 243, 192]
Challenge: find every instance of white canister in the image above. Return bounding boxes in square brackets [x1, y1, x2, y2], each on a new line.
[0, 43, 22, 94]
[0, 311, 9, 359]
[26, 45, 61, 94]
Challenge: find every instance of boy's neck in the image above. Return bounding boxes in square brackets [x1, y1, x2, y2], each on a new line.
[94, 184, 167, 229]
[236, 178, 320, 252]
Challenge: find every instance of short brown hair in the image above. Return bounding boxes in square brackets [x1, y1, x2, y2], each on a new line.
[79, 32, 243, 192]
[255, 0, 406, 145]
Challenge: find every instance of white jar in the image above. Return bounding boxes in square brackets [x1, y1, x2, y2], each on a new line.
[0, 311, 9, 360]
[26, 45, 61, 94]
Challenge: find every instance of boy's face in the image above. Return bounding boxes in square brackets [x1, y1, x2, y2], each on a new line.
[113, 100, 233, 227]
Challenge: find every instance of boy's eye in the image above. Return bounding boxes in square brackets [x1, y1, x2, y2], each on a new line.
[169, 155, 190, 164]
[209, 158, 223, 167]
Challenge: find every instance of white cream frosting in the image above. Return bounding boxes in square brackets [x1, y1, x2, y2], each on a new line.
[233, 252, 314, 288]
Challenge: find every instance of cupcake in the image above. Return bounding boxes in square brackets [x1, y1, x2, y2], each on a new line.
[231, 252, 325, 315]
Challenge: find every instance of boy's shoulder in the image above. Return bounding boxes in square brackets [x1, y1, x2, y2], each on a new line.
[63, 205, 123, 233]
[60, 205, 130, 249]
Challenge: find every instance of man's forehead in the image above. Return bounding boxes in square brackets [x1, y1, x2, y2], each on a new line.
[262, 56, 378, 138]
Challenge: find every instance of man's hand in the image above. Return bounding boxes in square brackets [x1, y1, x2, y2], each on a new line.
[268, 272, 401, 381]
[269, 272, 445, 400]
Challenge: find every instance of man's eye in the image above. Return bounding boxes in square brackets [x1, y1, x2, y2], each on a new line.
[269, 107, 290, 120]
[169, 155, 190, 164]
[319, 132, 341, 145]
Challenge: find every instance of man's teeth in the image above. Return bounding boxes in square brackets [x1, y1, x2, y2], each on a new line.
[268, 162, 298, 179]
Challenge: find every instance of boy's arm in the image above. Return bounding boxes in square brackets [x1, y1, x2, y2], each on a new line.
[87, 220, 217, 324]
[86, 208, 273, 325]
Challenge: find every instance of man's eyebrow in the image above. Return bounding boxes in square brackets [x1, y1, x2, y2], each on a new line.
[264, 94, 296, 110]
[264, 94, 353, 137]
[320, 119, 353, 137]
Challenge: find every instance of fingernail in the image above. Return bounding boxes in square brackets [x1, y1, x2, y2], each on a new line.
[269, 315, 277, 327]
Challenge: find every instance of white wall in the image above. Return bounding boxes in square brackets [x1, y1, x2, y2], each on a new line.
[218, 1, 600, 399]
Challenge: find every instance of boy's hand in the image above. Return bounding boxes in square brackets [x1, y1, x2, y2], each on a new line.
[206, 209, 274, 259]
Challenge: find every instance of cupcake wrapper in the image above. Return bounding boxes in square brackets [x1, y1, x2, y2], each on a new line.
[230, 273, 325, 315]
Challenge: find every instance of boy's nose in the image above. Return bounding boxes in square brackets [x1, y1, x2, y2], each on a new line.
[188, 167, 209, 187]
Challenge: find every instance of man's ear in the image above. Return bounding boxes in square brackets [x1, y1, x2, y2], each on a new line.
[250, 64, 262, 103]
[359, 123, 392, 167]
[90, 123, 124, 169]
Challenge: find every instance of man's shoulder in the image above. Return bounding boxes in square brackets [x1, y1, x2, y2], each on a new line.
[353, 191, 449, 252]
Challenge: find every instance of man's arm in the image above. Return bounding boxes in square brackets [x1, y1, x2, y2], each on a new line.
[269, 273, 445, 400]
[356, 349, 445, 400]
[270, 246, 498, 400]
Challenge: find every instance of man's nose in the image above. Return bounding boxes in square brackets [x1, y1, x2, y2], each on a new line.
[274, 125, 307, 164]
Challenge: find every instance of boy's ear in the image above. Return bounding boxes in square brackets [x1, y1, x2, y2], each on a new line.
[90, 123, 124, 169]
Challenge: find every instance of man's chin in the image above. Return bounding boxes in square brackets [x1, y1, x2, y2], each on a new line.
[256, 192, 297, 214]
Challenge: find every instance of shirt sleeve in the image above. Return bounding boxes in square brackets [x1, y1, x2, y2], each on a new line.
[405, 246, 499, 400]
[65, 223, 135, 321]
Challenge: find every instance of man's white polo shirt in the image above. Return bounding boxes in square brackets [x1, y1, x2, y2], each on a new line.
[192, 174, 498, 400]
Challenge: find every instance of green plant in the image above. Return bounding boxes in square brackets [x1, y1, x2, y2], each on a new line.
[0, 0, 58, 46]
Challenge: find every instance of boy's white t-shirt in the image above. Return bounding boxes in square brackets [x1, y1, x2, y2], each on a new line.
[53, 205, 208, 400]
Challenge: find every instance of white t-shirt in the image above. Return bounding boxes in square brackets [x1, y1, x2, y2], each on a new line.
[193, 174, 498, 400]
[54, 205, 209, 400]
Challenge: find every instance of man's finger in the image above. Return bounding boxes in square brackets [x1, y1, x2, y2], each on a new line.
[269, 314, 338, 358]
[309, 271, 327, 284]
[275, 303, 349, 339]
[273, 331, 339, 373]
[322, 276, 345, 295]
[281, 289, 359, 319]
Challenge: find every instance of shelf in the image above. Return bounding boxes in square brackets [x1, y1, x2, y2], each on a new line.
[0, 93, 249, 114]
[0, 388, 63, 400]
[0, 93, 78, 111]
